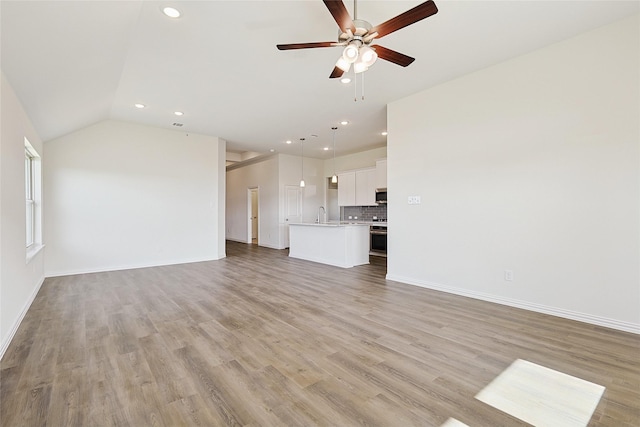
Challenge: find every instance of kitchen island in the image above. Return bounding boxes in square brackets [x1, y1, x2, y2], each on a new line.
[288, 222, 370, 268]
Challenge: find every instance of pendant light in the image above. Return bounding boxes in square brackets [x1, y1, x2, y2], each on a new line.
[331, 127, 338, 184]
[299, 138, 305, 188]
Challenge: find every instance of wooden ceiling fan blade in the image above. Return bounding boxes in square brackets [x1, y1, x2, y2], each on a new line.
[374, 45, 415, 67]
[370, 0, 438, 39]
[329, 66, 345, 79]
[277, 42, 336, 50]
[363, 32, 378, 44]
[323, 0, 356, 33]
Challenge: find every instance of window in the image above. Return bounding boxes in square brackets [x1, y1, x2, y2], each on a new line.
[24, 138, 41, 257]
[25, 148, 35, 247]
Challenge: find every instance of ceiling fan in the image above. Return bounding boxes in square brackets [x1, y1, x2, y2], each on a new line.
[277, 0, 438, 78]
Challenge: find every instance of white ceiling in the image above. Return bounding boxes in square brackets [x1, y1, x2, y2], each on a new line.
[1, 1, 638, 159]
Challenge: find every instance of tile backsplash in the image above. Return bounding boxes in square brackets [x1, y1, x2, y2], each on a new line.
[341, 205, 387, 221]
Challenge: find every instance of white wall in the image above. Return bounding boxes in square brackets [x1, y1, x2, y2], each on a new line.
[387, 15, 639, 333]
[1, 72, 46, 357]
[323, 146, 387, 178]
[226, 153, 325, 249]
[44, 120, 225, 276]
[216, 141, 227, 258]
[226, 155, 280, 248]
[299, 155, 326, 223]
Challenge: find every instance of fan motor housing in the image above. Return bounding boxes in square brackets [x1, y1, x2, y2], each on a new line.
[338, 19, 373, 41]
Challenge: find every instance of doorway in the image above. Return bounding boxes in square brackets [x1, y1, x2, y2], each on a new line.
[248, 187, 259, 244]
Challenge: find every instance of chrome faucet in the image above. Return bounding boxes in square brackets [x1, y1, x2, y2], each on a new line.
[317, 206, 326, 223]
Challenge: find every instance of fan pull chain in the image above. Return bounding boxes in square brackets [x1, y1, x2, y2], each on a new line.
[362, 71, 365, 101]
[354, 70, 357, 102]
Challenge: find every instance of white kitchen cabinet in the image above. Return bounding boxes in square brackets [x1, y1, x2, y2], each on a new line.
[339, 168, 376, 206]
[376, 159, 387, 189]
[337, 171, 356, 206]
[355, 168, 376, 206]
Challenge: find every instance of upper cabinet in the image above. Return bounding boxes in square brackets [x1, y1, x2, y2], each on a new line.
[338, 167, 376, 206]
[337, 171, 356, 206]
[355, 168, 376, 206]
[376, 159, 387, 189]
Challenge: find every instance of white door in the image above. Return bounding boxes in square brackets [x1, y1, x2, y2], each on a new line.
[248, 188, 259, 244]
[284, 185, 302, 248]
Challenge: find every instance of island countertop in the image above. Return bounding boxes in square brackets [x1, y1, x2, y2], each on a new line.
[291, 221, 387, 227]
[290, 222, 370, 227]
[288, 222, 370, 268]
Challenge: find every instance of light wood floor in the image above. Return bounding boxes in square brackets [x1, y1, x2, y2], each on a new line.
[1, 242, 638, 426]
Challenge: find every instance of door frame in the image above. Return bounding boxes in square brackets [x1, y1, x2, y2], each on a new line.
[248, 187, 259, 244]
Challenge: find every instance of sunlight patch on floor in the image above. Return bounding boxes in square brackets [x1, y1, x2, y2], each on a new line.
[441, 418, 470, 427]
[475, 359, 605, 427]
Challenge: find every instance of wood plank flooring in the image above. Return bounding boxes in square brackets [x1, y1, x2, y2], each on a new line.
[1, 241, 639, 426]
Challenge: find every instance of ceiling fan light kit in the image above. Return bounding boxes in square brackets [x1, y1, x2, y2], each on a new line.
[335, 56, 351, 73]
[353, 61, 368, 74]
[359, 45, 378, 67]
[277, 0, 438, 89]
[342, 41, 361, 63]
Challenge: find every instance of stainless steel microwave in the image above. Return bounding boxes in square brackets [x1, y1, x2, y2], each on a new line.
[375, 189, 387, 204]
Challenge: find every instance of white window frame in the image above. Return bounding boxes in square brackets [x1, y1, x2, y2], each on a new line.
[25, 148, 35, 248]
[24, 138, 43, 262]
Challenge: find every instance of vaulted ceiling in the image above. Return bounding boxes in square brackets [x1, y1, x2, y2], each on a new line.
[2, 1, 637, 159]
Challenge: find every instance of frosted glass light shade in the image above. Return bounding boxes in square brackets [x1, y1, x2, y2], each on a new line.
[300, 180, 305, 188]
[353, 61, 368, 74]
[331, 175, 338, 184]
[335, 57, 351, 72]
[342, 43, 359, 63]
[360, 46, 378, 67]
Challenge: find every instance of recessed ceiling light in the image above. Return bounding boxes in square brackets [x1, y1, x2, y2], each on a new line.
[174, 111, 184, 116]
[269, 149, 276, 153]
[324, 147, 329, 151]
[340, 77, 351, 84]
[285, 140, 292, 144]
[381, 131, 388, 136]
[340, 120, 349, 126]
[134, 103, 145, 109]
[162, 7, 181, 18]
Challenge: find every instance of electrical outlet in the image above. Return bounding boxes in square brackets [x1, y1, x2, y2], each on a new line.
[408, 196, 421, 205]
[505, 270, 514, 281]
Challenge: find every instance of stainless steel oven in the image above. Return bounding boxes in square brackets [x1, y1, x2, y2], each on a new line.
[370, 225, 387, 256]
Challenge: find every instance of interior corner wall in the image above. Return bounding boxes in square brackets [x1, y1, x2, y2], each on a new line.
[226, 156, 280, 248]
[387, 15, 640, 332]
[44, 120, 225, 276]
[1, 72, 46, 357]
[323, 146, 387, 178]
[216, 139, 227, 258]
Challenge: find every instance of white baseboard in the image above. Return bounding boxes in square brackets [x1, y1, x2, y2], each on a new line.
[226, 238, 285, 250]
[386, 274, 640, 335]
[226, 237, 248, 244]
[45, 255, 224, 278]
[258, 242, 286, 250]
[0, 275, 45, 360]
